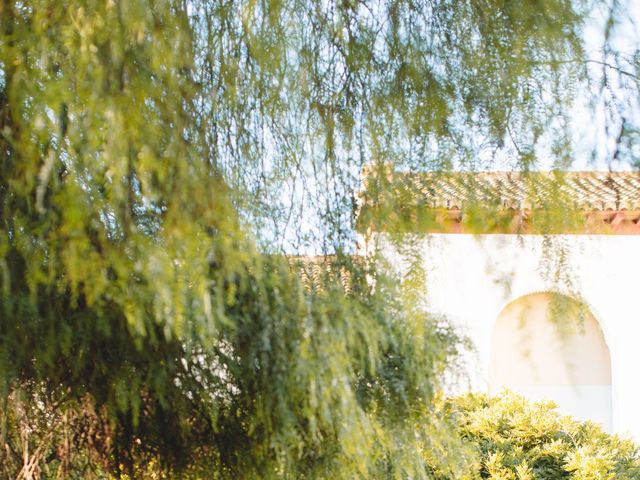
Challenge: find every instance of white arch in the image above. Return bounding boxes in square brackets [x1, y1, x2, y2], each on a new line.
[489, 291, 612, 431]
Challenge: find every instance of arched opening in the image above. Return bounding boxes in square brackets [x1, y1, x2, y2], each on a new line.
[489, 292, 612, 431]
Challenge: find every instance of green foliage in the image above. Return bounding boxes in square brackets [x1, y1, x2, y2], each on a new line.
[0, 0, 637, 477]
[431, 392, 640, 479]
[0, 256, 466, 478]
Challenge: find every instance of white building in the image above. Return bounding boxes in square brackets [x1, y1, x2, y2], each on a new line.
[357, 168, 640, 440]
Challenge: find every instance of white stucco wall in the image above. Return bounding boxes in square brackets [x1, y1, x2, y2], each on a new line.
[364, 233, 640, 441]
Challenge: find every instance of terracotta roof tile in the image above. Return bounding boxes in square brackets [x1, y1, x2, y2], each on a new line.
[357, 169, 640, 234]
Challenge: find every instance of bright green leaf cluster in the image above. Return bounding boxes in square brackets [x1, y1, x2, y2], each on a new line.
[432, 391, 640, 479]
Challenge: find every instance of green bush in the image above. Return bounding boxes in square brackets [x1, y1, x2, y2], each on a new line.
[429, 391, 640, 480]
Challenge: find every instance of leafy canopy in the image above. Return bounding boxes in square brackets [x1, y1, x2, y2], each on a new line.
[0, 0, 637, 477]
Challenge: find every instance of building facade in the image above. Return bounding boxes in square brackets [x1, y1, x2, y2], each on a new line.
[357, 169, 640, 440]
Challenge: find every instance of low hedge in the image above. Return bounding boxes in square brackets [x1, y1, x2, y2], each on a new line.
[428, 391, 640, 479]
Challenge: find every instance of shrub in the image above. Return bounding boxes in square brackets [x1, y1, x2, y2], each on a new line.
[429, 391, 640, 479]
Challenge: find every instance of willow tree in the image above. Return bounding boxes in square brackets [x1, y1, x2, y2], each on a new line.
[0, 0, 637, 478]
